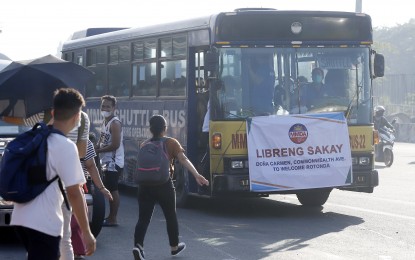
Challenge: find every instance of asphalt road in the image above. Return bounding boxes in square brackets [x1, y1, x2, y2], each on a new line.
[1, 142, 414, 259]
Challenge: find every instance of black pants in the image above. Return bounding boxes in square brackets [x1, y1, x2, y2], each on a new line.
[134, 179, 179, 247]
[15, 226, 61, 260]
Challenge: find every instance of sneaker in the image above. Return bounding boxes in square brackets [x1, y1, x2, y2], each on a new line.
[171, 242, 186, 256]
[133, 244, 145, 260]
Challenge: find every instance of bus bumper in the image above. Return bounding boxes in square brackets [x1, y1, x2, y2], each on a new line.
[212, 169, 379, 194]
[212, 174, 251, 193]
[340, 169, 379, 193]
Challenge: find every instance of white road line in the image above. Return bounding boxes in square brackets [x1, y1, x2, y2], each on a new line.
[281, 195, 415, 221]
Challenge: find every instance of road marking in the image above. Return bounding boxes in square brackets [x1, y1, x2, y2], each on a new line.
[281, 195, 415, 221]
[324, 202, 415, 221]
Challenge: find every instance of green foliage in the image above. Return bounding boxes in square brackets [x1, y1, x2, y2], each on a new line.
[374, 19, 415, 75]
[404, 93, 415, 106]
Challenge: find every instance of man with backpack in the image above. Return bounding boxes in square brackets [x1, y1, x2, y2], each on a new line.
[10, 88, 96, 259]
[3, 106, 92, 260]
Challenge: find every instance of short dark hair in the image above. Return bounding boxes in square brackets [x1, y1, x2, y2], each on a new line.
[101, 95, 117, 107]
[53, 88, 85, 121]
[149, 115, 167, 137]
[312, 67, 324, 77]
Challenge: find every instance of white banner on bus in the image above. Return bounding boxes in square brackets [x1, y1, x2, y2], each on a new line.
[247, 112, 352, 192]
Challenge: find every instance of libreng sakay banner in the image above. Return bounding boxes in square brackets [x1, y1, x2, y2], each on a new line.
[247, 112, 352, 192]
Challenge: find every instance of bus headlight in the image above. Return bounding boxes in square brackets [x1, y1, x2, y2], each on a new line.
[231, 161, 244, 169]
[359, 157, 370, 165]
[212, 133, 222, 149]
[352, 156, 370, 165]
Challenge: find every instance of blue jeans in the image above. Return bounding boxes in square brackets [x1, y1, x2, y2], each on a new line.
[134, 179, 179, 247]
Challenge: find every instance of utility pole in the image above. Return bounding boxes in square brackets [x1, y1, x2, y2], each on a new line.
[355, 0, 363, 13]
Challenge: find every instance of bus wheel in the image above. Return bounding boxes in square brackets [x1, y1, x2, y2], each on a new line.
[173, 163, 190, 208]
[296, 188, 332, 207]
[90, 186, 105, 237]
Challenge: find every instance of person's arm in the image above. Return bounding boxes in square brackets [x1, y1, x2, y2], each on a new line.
[85, 158, 113, 200]
[76, 140, 87, 158]
[96, 120, 122, 153]
[176, 151, 209, 186]
[66, 184, 96, 256]
[382, 117, 395, 131]
[76, 112, 90, 158]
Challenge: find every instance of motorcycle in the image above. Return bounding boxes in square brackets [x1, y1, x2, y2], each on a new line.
[375, 121, 396, 167]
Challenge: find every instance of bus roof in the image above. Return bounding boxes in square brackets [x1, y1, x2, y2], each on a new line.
[62, 9, 372, 51]
[62, 15, 214, 51]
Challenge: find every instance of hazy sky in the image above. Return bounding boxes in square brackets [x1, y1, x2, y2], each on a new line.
[0, 0, 413, 60]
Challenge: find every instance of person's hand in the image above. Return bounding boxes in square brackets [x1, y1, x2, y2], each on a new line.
[82, 231, 96, 256]
[101, 187, 113, 201]
[195, 174, 209, 186]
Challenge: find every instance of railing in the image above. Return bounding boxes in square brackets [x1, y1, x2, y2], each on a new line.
[373, 74, 415, 118]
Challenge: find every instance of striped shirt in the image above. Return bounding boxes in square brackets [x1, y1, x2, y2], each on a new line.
[67, 111, 90, 143]
[81, 140, 97, 175]
[23, 112, 45, 127]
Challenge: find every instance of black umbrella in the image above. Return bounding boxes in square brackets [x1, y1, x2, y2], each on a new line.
[0, 54, 94, 118]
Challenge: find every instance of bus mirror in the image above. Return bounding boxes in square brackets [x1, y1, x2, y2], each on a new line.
[205, 51, 219, 73]
[373, 53, 385, 78]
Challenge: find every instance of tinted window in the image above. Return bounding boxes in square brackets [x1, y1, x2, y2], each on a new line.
[132, 62, 157, 96]
[144, 40, 157, 59]
[160, 60, 186, 96]
[133, 42, 144, 60]
[173, 36, 187, 56]
[119, 44, 130, 62]
[108, 63, 130, 96]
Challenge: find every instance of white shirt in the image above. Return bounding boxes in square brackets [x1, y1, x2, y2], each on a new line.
[99, 116, 124, 169]
[11, 133, 86, 237]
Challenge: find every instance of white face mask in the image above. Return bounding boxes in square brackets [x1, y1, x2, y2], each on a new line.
[101, 111, 112, 118]
[71, 117, 82, 132]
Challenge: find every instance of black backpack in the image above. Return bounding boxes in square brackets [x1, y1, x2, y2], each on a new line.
[136, 137, 170, 185]
[0, 123, 69, 209]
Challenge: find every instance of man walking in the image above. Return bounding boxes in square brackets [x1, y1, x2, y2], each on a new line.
[11, 88, 96, 259]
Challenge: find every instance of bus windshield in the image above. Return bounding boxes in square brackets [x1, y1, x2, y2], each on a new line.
[213, 47, 371, 124]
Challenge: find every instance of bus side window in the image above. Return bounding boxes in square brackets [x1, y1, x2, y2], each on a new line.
[173, 76, 186, 96]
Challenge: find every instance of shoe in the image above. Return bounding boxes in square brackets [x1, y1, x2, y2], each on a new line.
[102, 219, 119, 227]
[74, 255, 85, 260]
[171, 242, 186, 256]
[133, 244, 145, 260]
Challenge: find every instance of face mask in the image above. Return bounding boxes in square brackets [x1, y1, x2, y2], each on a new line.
[101, 111, 112, 118]
[71, 117, 82, 132]
[314, 75, 323, 83]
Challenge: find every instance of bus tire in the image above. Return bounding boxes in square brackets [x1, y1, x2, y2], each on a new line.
[296, 188, 332, 207]
[173, 163, 190, 208]
[90, 187, 105, 237]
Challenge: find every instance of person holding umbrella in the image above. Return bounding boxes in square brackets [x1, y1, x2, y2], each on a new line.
[0, 55, 96, 259]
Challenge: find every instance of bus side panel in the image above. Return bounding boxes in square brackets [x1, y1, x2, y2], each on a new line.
[86, 98, 187, 187]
